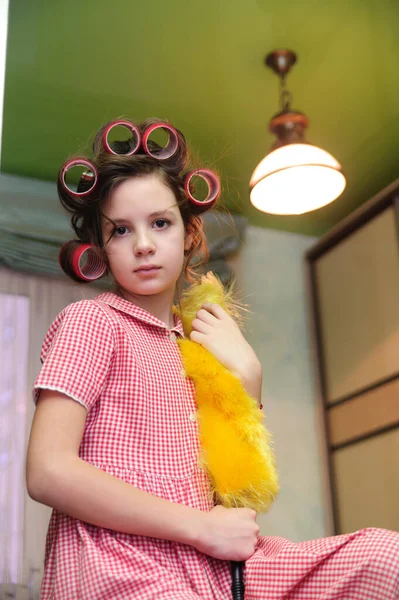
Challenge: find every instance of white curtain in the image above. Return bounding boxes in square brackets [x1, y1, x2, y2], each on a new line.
[0, 266, 98, 600]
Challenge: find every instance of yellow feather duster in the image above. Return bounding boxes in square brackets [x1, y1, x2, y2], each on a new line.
[177, 272, 279, 513]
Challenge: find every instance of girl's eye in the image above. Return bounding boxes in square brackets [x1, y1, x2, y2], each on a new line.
[114, 225, 129, 236]
[153, 219, 170, 229]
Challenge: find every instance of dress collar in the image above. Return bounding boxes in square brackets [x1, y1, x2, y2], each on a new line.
[96, 292, 184, 337]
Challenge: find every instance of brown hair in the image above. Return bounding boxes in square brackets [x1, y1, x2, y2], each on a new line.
[58, 118, 215, 284]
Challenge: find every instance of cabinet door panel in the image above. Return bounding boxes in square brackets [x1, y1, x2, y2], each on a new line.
[328, 378, 399, 446]
[333, 430, 399, 533]
[316, 207, 399, 403]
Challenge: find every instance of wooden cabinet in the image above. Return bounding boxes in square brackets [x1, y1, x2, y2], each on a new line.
[307, 180, 399, 534]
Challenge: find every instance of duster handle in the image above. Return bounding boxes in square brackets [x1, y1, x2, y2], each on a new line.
[231, 561, 245, 600]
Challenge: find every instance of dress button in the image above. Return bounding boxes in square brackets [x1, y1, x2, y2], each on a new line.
[189, 412, 197, 422]
[180, 368, 186, 379]
[170, 332, 177, 342]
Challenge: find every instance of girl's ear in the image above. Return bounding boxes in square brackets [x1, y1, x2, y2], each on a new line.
[184, 232, 193, 252]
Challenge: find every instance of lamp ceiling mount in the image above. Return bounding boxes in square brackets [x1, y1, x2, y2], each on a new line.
[265, 50, 297, 79]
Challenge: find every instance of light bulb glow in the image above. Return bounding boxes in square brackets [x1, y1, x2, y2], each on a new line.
[250, 143, 346, 215]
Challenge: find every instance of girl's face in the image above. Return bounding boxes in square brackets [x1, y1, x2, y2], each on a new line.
[101, 174, 192, 305]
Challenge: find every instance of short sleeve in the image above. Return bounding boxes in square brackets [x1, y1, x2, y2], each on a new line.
[33, 300, 115, 410]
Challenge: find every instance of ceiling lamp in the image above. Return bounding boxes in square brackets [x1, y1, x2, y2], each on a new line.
[250, 49, 346, 215]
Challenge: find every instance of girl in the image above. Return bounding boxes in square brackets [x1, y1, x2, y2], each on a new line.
[26, 118, 399, 600]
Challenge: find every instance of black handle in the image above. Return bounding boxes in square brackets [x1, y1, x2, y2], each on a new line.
[231, 560, 245, 600]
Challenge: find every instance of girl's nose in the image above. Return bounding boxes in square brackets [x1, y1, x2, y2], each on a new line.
[133, 230, 156, 256]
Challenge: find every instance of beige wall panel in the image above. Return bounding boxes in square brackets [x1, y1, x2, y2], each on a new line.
[316, 207, 399, 403]
[329, 378, 399, 446]
[333, 429, 399, 533]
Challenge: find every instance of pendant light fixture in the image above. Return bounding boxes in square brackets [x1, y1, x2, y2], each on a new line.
[249, 50, 346, 215]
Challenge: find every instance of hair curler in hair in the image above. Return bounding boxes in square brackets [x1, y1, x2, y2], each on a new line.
[59, 241, 107, 282]
[60, 158, 98, 198]
[141, 122, 180, 160]
[184, 169, 220, 213]
[102, 120, 142, 156]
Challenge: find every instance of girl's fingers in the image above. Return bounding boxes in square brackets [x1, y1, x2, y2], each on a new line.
[198, 303, 228, 320]
[189, 330, 204, 344]
[195, 307, 219, 325]
[191, 318, 212, 334]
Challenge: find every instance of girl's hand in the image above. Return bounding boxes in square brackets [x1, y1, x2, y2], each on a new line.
[194, 505, 260, 561]
[190, 304, 262, 398]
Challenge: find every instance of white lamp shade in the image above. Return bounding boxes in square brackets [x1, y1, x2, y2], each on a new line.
[250, 143, 346, 215]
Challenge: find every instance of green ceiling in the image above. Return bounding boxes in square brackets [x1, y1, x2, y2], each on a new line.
[2, 0, 398, 236]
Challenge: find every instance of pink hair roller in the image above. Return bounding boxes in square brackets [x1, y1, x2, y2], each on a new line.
[184, 169, 220, 212]
[71, 243, 107, 281]
[102, 120, 142, 156]
[142, 122, 180, 160]
[60, 158, 97, 197]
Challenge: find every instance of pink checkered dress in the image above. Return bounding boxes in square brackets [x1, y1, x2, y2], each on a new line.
[33, 293, 399, 599]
